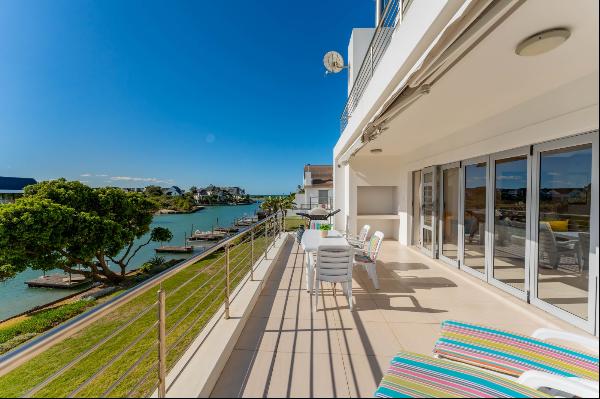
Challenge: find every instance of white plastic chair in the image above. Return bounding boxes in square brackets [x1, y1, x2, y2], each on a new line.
[311, 245, 354, 312]
[354, 231, 384, 290]
[346, 224, 370, 250]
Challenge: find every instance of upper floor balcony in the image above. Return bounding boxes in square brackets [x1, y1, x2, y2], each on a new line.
[340, 0, 413, 133]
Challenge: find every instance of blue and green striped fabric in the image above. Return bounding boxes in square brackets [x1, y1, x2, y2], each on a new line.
[375, 352, 550, 398]
[433, 320, 599, 381]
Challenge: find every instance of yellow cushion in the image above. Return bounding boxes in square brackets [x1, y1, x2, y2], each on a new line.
[548, 220, 569, 232]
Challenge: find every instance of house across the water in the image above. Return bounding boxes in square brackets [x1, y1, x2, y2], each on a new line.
[0, 176, 37, 204]
[295, 164, 333, 209]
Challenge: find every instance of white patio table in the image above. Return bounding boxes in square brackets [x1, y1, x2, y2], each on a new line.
[300, 229, 349, 292]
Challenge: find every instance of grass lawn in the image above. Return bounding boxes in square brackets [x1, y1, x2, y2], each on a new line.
[284, 215, 305, 231]
[0, 224, 276, 398]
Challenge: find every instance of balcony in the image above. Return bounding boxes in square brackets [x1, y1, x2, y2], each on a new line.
[210, 238, 592, 397]
[341, 0, 409, 133]
[0, 227, 595, 398]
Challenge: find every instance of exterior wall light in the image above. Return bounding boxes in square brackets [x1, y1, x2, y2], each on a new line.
[516, 28, 570, 56]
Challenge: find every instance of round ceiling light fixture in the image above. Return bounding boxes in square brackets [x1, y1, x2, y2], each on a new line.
[516, 28, 570, 56]
[370, 148, 383, 154]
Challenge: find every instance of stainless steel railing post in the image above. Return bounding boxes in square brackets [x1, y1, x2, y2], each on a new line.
[250, 228, 255, 281]
[224, 244, 230, 319]
[157, 289, 167, 398]
[264, 218, 269, 260]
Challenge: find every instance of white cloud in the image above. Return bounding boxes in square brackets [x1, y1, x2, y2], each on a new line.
[96, 174, 108, 177]
[109, 176, 173, 184]
[81, 173, 92, 177]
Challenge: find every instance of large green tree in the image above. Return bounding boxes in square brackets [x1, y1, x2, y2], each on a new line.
[0, 179, 172, 284]
[260, 193, 295, 215]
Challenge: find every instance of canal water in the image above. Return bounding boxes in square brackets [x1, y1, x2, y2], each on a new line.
[0, 203, 260, 321]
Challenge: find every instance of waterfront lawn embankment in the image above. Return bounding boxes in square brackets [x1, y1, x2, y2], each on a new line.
[0, 231, 272, 398]
[0, 301, 95, 355]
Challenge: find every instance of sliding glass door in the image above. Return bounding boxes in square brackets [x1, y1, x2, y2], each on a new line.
[489, 148, 530, 299]
[531, 132, 598, 332]
[420, 167, 437, 257]
[439, 163, 460, 266]
[412, 170, 421, 246]
[461, 157, 488, 278]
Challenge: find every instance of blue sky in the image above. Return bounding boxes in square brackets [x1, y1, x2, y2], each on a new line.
[0, 0, 373, 194]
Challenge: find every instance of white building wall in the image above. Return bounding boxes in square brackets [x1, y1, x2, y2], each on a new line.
[347, 28, 375, 95]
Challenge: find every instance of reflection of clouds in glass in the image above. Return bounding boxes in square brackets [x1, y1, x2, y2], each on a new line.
[540, 146, 591, 188]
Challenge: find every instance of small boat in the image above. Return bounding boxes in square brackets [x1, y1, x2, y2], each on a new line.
[234, 216, 258, 226]
[155, 245, 193, 253]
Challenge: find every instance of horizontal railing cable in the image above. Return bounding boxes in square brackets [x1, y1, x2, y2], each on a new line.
[23, 300, 159, 397]
[67, 320, 159, 397]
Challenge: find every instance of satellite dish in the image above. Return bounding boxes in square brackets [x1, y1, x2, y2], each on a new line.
[323, 51, 346, 74]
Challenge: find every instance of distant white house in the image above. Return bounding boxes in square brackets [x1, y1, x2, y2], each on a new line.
[0, 176, 37, 204]
[295, 164, 333, 209]
[192, 185, 246, 202]
[162, 186, 184, 196]
[121, 187, 144, 193]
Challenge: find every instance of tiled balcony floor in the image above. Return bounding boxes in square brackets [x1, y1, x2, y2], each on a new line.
[211, 238, 594, 398]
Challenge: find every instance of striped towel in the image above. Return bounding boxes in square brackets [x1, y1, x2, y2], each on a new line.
[433, 320, 599, 381]
[375, 352, 550, 398]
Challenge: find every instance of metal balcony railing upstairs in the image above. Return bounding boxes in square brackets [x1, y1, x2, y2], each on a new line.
[0, 211, 286, 398]
[340, 0, 414, 133]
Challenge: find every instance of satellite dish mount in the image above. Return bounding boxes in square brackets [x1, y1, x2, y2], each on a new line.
[323, 51, 347, 74]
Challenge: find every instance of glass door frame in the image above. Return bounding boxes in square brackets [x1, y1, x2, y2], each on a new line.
[529, 131, 598, 334]
[460, 155, 490, 280]
[488, 147, 532, 301]
[410, 169, 422, 247]
[420, 166, 438, 258]
[439, 162, 461, 267]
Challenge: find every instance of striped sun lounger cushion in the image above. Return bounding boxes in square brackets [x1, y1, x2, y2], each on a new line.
[434, 320, 599, 381]
[374, 352, 550, 398]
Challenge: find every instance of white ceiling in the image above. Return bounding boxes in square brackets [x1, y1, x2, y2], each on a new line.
[358, 0, 599, 158]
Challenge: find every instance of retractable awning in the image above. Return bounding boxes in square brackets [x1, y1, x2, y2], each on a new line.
[338, 0, 525, 164]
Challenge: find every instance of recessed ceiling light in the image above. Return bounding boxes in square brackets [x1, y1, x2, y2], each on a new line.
[370, 148, 383, 154]
[516, 28, 570, 56]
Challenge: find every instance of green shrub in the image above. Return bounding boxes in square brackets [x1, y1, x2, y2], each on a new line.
[0, 300, 95, 350]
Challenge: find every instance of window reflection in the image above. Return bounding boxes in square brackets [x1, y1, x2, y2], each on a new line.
[464, 163, 487, 273]
[493, 156, 527, 290]
[442, 168, 459, 260]
[537, 144, 592, 320]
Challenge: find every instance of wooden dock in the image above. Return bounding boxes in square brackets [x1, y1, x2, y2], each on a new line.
[25, 274, 91, 289]
[155, 245, 194, 253]
[187, 231, 227, 241]
[214, 226, 240, 233]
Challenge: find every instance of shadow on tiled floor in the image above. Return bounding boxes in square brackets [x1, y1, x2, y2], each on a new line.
[211, 240, 594, 398]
